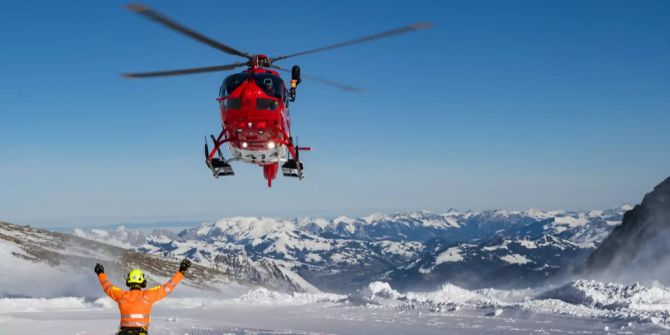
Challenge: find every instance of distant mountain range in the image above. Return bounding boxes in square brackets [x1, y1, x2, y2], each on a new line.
[73, 207, 629, 292]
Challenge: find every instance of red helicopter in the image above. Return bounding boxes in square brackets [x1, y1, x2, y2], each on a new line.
[123, 4, 430, 187]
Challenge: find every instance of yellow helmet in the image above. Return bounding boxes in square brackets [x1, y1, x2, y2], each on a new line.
[126, 269, 146, 287]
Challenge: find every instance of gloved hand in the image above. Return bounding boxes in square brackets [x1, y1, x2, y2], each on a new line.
[179, 258, 191, 273]
[94, 263, 104, 275]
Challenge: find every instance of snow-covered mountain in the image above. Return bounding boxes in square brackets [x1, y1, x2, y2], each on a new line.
[0, 221, 316, 295]
[380, 208, 627, 290]
[384, 234, 592, 291]
[10, 205, 670, 333]
[73, 207, 628, 292]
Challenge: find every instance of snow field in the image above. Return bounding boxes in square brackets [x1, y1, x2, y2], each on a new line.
[2, 279, 669, 334]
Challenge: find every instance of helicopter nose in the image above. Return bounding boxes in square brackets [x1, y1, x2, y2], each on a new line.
[241, 81, 259, 108]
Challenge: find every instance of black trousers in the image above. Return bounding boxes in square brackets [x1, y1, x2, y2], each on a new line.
[117, 326, 148, 335]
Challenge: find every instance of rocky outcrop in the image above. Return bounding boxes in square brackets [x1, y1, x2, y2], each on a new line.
[582, 177, 670, 282]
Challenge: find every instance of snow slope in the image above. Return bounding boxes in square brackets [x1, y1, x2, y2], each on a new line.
[357, 280, 670, 330]
[4, 209, 670, 334]
[0, 221, 316, 294]
[1, 280, 668, 334]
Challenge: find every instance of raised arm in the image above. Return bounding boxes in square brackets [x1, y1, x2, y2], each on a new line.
[145, 259, 191, 303]
[95, 263, 125, 301]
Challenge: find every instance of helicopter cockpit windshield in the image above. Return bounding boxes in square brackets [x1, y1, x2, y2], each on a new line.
[253, 74, 284, 99]
[220, 73, 284, 99]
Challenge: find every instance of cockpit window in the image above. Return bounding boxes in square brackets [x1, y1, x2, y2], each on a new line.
[221, 73, 249, 97]
[220, 73, 284, 97]
[221, 98, 241, 110]
[256, 98, 279, 110]
[253, 74, 284, 99]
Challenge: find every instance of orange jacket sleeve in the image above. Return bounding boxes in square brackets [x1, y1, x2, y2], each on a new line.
[98, 273, 125, 302]
[144, 271, 185, 303]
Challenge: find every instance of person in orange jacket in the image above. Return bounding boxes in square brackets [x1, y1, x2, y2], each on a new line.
[94, 258, 192, 335]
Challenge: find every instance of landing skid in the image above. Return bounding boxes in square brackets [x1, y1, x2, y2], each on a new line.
[281, 159, 304, 179]
[205, 135, 235, 178]
[207, 157, 234, 177]
[282, 143, 309, 180]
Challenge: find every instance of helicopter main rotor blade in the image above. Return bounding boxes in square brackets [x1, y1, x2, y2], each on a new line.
[125, 4, 252, 59]
[272, 66, 360, 92]
[271, 22, 431, 62]
[123, 62, 246, 78]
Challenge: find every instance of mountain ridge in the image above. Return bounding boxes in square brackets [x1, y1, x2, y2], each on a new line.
[73, 207, 628, 292]
[582, 176, 670, 282]
[0, 221, 317, 295]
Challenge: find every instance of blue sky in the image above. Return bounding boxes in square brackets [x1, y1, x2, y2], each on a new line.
[1, 1, 669, 227]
